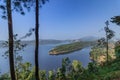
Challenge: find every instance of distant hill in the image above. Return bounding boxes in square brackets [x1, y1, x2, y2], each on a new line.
[0, 37, 98, 46]
[20, 39, 67, 45]
[0, 39, 65, 46]
[39, 39, 65, 44]
[79, 36, 98, 41]
[71, 36, 98, 42]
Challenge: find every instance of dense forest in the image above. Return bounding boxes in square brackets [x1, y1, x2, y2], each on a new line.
[0, 0, 120, 80]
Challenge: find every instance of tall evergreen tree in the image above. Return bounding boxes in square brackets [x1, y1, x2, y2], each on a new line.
[105, 21, 109, 63]
[105, 21, 115, 63]
[6, 0, 16, 80]
[0, 0, 33, 79]
[35, 0, 39, 79]
[1, 0, 48, 79]
[98, 21, 115, 63]
[35, 0, 48, 80]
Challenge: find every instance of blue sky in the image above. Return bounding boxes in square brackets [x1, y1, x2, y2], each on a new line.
[1, 0, 120, 40]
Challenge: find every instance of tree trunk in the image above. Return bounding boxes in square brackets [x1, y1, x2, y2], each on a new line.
[106, 22, 109, 63]
[35, 0, 40, 80]
[7, 0, 16, 80]
[106, 33, 109, 63]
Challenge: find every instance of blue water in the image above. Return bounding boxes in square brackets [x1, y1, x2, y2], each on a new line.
[0, 43, 91, 74]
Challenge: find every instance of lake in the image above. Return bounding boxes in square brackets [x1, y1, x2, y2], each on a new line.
[0, 43, 92, 74]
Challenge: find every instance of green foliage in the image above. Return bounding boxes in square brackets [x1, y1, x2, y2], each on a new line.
[0, 62, 35, 80]
[111, 16, 120, 26]
[103, 71, 120, 80]
[104, 21, 115, 40]
[88, 63, 98, 74]
[56, 57, 70, 80]
[48, 71, 55, 80]
[41, 0, 49, 5]
[0, 0, 49, 17]
[56, 68, 66, 80]
[115, 45, 120, 58]
[0, 73, 10, 80]
[2, 28, 34, 58]
[90, 46, 106, 63]
[72, 60, 83, 73]
[0, 30, 34, 80]
[16, 62, 34, 80]
[95, 21, 115, 64]
[0, 0, 32, 19]
[39, 70, 46, 80]
[0, 57, 120, 80]
[69, 60, 84, 80]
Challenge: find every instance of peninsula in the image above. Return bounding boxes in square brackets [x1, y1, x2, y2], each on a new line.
[49, 41, 94, 55]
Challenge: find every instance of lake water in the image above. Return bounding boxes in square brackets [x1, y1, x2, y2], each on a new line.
[0, 43, 91, 74]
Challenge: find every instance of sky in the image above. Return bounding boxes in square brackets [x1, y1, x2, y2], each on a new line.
[1, 0, 120, 40]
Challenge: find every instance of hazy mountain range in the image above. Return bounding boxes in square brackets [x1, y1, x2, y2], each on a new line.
[76, 36, 99, 41]
[0, 36, 99, 46]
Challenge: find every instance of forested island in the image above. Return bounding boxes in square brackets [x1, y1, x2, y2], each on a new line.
[49, 41, 95, 55]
